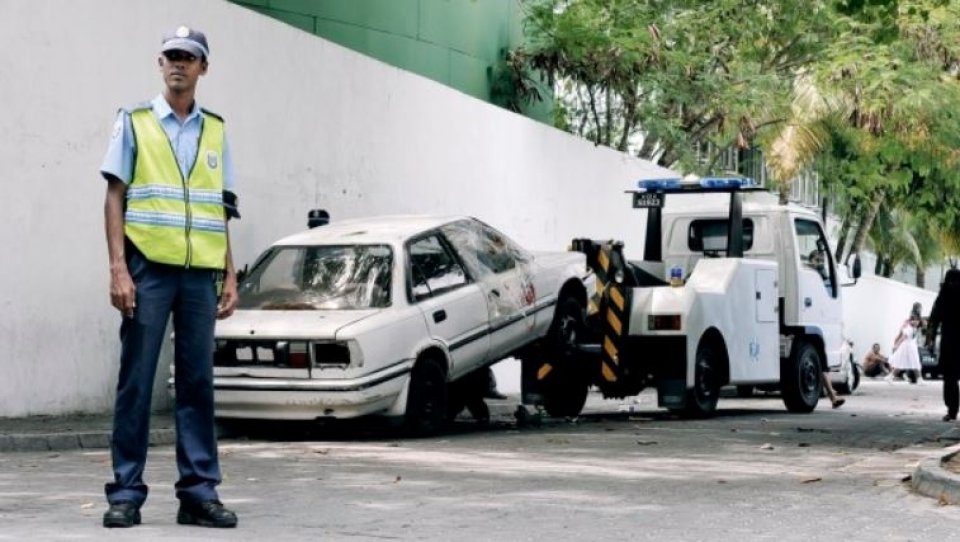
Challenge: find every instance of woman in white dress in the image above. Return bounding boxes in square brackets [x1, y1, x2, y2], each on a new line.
[888, 315, 923, 383]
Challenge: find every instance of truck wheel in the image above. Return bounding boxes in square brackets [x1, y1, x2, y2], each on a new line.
[684, 342, 721, 417]
[404, 356, 448, 436]
[541, 297, 589, 418]
[782, 340, 821, 413]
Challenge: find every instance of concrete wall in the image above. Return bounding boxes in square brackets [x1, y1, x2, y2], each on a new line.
[0, 0, 675, 417]
[842, 275, 937, 364]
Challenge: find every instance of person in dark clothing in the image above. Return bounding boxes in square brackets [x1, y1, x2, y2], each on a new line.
[927, 269, 960, 421]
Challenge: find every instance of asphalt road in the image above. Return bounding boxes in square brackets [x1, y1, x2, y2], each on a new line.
[1, 379, 958, 541]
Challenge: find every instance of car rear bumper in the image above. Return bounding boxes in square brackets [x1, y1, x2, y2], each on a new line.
[174, 361, 414, 420]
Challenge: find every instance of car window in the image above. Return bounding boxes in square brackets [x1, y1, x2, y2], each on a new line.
[688, 219, 754, 254]
[794, 218, 836, 297]
[441, 219, 528, 277]
[237, 245, 392, 310]
[408, 234, 468, 302]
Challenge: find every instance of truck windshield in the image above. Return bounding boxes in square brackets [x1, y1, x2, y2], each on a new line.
[688, 219, 754, 254]
[238, 245, 392, 310]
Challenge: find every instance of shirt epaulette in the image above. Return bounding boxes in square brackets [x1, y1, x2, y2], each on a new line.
[200, 107, 224, 122]
[120, 102, 152, 115]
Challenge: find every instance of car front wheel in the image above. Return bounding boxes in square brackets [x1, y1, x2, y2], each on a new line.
[541, 297, 589, 418]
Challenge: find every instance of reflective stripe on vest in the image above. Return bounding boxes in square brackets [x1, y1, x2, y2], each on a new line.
[125, 109, 227, 269]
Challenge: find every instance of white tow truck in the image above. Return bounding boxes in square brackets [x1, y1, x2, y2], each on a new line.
[524, 177, 861, 417]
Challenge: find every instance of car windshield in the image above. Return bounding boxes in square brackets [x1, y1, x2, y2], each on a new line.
[238, 245, 392, 310]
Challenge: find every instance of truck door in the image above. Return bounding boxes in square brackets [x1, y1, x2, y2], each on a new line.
[793, 219, 842, 368]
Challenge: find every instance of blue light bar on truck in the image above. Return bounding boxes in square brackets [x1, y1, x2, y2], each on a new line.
[635, 176, 758, 192]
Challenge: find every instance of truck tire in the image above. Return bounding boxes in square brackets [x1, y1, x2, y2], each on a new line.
[404, 356, 449, 436]
[541, 297, 589, 418]
[782, 340, 822, 413]
[684, 341, 721, 417]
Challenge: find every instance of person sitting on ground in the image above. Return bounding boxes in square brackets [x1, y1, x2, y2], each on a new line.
[862, 343, 892, 378]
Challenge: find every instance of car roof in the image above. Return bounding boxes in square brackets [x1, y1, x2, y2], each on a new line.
[273, 215, 468, 246]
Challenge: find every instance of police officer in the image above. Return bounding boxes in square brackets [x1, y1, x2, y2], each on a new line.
[100, 26, 239, 529]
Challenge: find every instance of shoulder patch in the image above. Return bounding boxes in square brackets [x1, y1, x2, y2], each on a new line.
[200, 107, 224, 122]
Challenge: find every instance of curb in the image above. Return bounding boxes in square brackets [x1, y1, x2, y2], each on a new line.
[0, 429, 176, 454]
[912, 447, 960, 505]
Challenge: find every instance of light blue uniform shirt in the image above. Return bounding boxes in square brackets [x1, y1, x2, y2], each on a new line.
[100, 94, 235, 190]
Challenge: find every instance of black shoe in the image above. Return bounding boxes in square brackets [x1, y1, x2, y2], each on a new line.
[177, 500, 238, 528]
[484, 390, 508, 400]
[943, 413, 957, 422]
[103, 501, 141, 528]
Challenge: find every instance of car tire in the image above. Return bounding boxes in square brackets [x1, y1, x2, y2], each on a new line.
[683, 341, 721, 417]
[404, 356, 448, 436]
[782, 340, 821, 413]
[541, 297, 589, 418]
[835, 358, 859, 395]
[736, 385, 754, 398]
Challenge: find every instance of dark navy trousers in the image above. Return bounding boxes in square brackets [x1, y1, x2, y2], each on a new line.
[105, 247, 222, 506]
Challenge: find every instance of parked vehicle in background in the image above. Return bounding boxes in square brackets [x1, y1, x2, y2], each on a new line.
[194, 215, 592, 434]
[921, 331, 941, 380]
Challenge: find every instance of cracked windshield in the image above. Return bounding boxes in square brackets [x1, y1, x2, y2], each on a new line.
[238, 245, 392, 310]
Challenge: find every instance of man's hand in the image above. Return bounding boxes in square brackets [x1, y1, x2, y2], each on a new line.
[110, 264, 137, 318]
[217, 271, 238, 319]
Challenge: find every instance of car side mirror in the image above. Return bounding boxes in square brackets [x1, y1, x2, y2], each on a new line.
[236, 264, 248, 283]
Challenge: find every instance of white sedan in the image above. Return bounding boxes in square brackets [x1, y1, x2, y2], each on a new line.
[210, 215, 592, 433]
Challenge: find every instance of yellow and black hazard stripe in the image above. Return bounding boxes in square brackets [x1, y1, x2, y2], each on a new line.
[570, 239, 633, 384]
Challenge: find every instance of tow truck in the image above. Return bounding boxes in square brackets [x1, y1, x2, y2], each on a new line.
[523, 177, 861, 417]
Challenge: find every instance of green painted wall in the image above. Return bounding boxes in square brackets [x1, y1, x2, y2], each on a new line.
[228, 0, 550, 121]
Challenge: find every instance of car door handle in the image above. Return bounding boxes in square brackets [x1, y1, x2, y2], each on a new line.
[489, 289, 501, 298]
[433, 310, 447, 323]
[804, 297, 812, 308]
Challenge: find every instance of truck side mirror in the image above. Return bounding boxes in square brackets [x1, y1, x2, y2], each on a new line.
[841, 254, 861, 287]
[851, 255, 862, 279]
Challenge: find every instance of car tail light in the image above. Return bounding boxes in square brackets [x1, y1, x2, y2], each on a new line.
[648, 314, 682, 331]
[313, 342, 351, 367]
[287, 342, 310, 368]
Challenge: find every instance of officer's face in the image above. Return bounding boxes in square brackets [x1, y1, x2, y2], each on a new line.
[158, 50, 207, 93]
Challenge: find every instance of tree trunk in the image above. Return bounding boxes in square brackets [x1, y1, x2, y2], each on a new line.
[875, 254, 884, 275]
[916, 264, 926, 289]
[846, 190, 886, 265]
[834, 216, 851, 261]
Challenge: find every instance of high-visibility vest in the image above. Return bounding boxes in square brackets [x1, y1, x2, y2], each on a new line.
[124, 105, 227, 269]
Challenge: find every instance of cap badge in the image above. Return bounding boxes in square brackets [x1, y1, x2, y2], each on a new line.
[176, 26, 191, 38]
[207, 150, 219, 169]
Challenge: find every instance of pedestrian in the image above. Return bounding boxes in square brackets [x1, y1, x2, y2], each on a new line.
[886, 311, 923, 384]
[927, 269, 960, 421]
[861, 343, 892, 378]
[100, 26, 239, 529]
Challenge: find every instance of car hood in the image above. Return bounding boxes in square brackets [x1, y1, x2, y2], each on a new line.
[215, 309, 382, 340]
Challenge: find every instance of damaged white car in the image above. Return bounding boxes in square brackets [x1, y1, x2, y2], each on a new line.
[208, 215, 592, 433]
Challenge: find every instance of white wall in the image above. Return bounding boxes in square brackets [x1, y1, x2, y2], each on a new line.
[0, 0, 676, 416]
[842, 275, 937, 362]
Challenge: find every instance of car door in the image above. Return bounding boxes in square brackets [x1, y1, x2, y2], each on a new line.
[407, 233, 490, 379]
[440, 219, 536, 360]
[794, 218, 843, 368]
